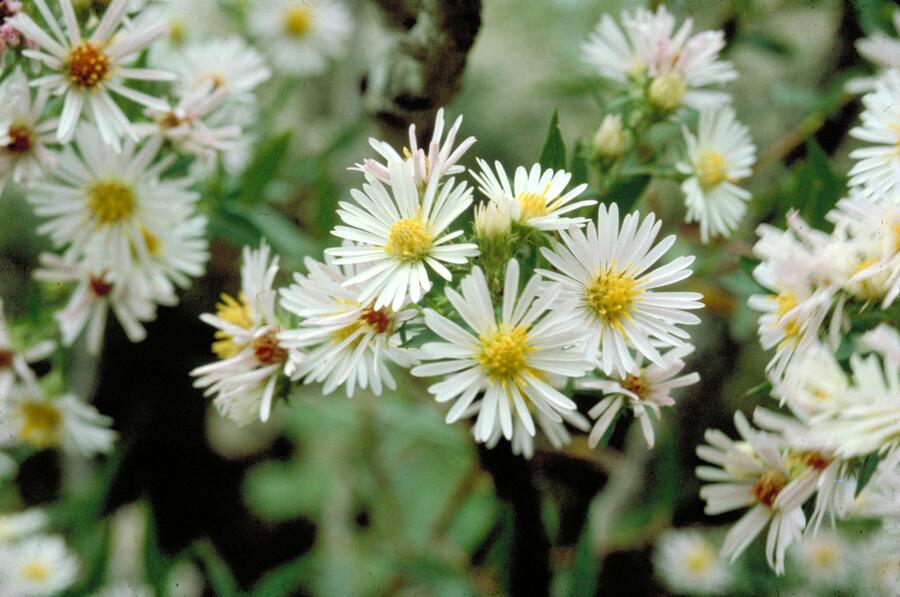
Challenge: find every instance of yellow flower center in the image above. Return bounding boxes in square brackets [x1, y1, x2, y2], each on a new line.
[476, 324, 532, 384]
[585, 268, 641, 329]
[647, 72, 686, 111]
[18, 400, 62, 449]
[212, 293, 254, 359]
[66, 41, 110, 89]
[0, 348, 12, 369]
[283, 5, 313, 37]
[87, 179, 136, 225]
[169, 18, 187, 44]
[850, 258, 884, 300]
[773, 291, 802, 344]
[684, 544, 716, 574]
[21, 561, 49, 581]
[811, 542, 839, 570]
[515, 191, 550, 221]
[621, 373, 645, 397]
[696, 149, 728, 189]
[385, 217, 433, 261]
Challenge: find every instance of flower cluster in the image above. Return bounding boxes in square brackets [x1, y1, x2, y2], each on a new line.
[581, 6, 757, 243]
[0, 510, 80, 597]
[193, 106, 704, 460]
[696, 68, 900, 575]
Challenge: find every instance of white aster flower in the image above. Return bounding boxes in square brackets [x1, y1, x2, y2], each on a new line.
[10, 0, 173, 149]
[248, 0, 352, 77]
[0, 510, 48, 543]
[278, 253, 418, 398]
[582, 6, 736, 111]
[653, 529, 732, 596]
[357, 108, 477, 188]
[0, 299, 55, 398]
[696, 412, 815, 575]
[860, 533, 900, 596]
[844, 450, 900, 523]
[828, 193, 900, 308]
[0, 385, 116, 456]
[484, 407, 590, 459]
[170, 37, 271, 100]
[789, 530, 854, 589]
[471, 160, 595, 232]
[191, 242, 293, 426]
[677, 106, 756, 242]
[581, 344, 699, 449]
[33, 252, 156, 354]
[0, 535, 80, 597]
[809, 351, 900, 459]
[773, 343, 850, 421]
[29, 124, 201, 293]
[411, 260, 594, 444]
[849, 69, 900, 197]
[0, 67, 56, 192]
[748, 224, 834, 381]
[138, 82, 242, 166]
[847, 11, 900, 92]
[539, 203, 703, 377]
[859, 323, 900, 364]
[327, 159, 478, 311]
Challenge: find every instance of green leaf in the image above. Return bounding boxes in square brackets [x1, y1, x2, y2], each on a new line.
[238, 132, 292, 205]
[783, 139, 845, 229]
[250, 556, 311, 597]
[743, 381, 772, 399]
[566, 519, 598, 597]
[739, 31, 792, 56]
[223, 203, 317, 264]
[539, 110, 567, 171]
[570, 140, 589, 187]
[604, 175, 651, 212]
[855, 453, 882, 497]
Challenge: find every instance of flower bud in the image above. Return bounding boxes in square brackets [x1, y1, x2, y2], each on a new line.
[474, 199, 512, 241]
[648, 72, 686, 111]
[593, 114, 627, 158]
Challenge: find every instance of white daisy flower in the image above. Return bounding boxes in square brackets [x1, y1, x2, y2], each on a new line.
[696, 412, 815, 575]
[9, 0, 173, 149]
[170, 37, 271, 100]
[860, 533, 900, 596]
[847, 10, 900, 92]
[0, 510, 48, 543]
[137, 0, 232, 50]
[484, 406, 590, 460]
[357, 108, 477, 188]
[677, 106, 756, 242]
[0, 535, 79, 597]
[28, 124, 200, 287]
[0, 299, 55, 398]
[248, 0, 352, 77]
[0, 67, 56, 192]
[0, 385, 116, 456]
[828, 193, 900, 308]
[33, 252, 156, 354]
[138, 83, 242, 166]
[773, 343, 850, 421]
[471, 160, 595, 232]
[748, 225, 834, 381]
[810, 351, 900, 459]
[539, 203, 703, 377]
[278, 253, 418, 398]
[580, 343, 699, 449]
[327, 159, 478, 311]
[411, 260, 594, 444]
[653, 529, 732, 596]
[582, 6, 736, 111]
[849, 69, 900, 197]
[789, 530, 853, 589]
[191, 242, 293, 426]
